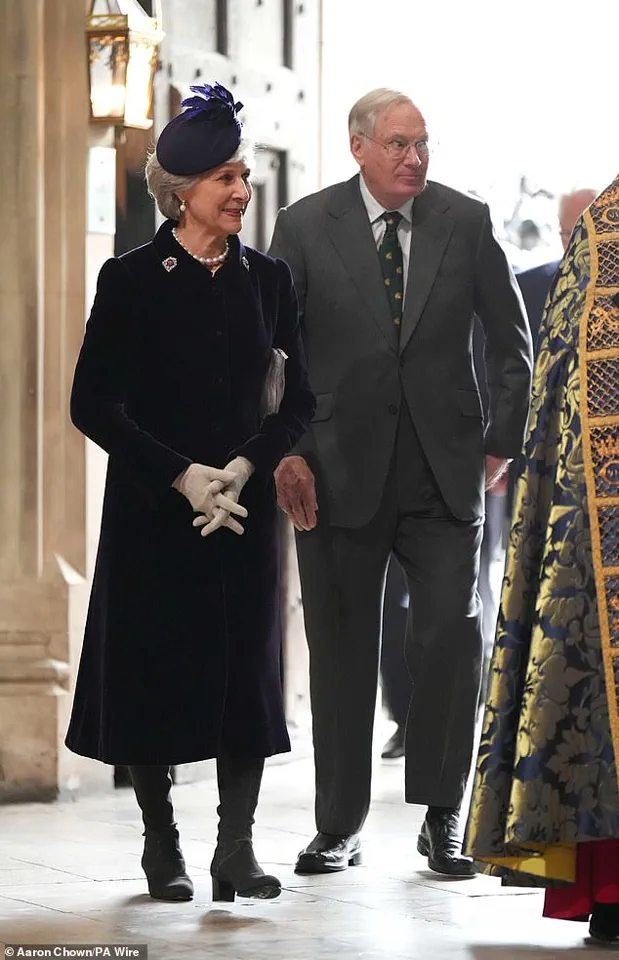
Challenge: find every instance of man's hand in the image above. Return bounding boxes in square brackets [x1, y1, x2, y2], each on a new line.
[485, 455, 510, 491]
[274, 456, 318, 531]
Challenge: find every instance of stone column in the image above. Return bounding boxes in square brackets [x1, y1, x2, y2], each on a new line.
[0, 0, 108, 801]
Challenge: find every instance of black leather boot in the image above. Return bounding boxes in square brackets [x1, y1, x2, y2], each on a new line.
[141, 826, 194, 901]
[210, 753, 281, 902]
[129, 765, 194, 901]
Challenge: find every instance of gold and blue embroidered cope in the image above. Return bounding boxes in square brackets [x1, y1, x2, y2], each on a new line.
[465, 176, 619, 887]
[379, 212, 404, 325]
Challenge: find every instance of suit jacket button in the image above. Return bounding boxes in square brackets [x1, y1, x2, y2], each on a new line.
[388, 404, 399, 415]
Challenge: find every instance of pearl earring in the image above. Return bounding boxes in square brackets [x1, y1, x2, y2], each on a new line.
[180, 200, 186, 213]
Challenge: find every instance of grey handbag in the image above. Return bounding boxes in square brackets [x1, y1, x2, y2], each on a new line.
[260, 347, 287, 419]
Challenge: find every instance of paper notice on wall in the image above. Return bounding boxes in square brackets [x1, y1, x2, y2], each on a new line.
[87, 146, 116, 236]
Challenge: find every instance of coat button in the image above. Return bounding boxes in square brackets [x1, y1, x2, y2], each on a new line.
[388, 404, 399, 415]
[399, 356, 406, 367]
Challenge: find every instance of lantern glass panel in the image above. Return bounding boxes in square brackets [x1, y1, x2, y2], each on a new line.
[89, 34, 128, 120]
[124, 36, 156, 128]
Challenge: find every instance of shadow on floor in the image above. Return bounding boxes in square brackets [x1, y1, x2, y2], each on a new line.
[200, 908, 275, 928]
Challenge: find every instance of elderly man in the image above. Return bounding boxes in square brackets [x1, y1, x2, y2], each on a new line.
[269, 88, 533, 877]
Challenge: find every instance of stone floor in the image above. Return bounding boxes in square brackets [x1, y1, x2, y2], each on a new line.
[0, 730, 608, 960]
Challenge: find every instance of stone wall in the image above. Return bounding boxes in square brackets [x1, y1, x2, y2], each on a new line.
[0, 0, 110, 801]
[0, 0, 320, 801]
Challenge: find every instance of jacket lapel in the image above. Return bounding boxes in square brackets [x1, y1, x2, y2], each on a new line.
[399, 184, 454, 354]
[326, 176, 398, 352]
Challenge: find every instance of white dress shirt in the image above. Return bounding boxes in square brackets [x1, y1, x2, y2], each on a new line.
[358, 174, 414, 300]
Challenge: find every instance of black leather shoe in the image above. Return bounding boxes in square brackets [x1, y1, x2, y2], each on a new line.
[381, 726, 405, 759]
[589, 903, 619, 944]
[417, 809, 475, 878]
[295, 832, 362, 874]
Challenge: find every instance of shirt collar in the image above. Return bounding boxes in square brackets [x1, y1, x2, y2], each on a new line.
[358, 174, 414, 225]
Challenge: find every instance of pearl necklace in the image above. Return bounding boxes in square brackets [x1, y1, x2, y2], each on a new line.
[172, 228, 229, 267]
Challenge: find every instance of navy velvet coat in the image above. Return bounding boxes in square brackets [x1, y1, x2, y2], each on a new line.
[65, 221, 315, 765]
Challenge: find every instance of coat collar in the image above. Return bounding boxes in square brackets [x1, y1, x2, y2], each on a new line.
[151, 219, 250, 278]
[326, 175, 454, 354]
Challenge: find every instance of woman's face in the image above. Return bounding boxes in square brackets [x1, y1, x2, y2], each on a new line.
[181, 161, 252, 236]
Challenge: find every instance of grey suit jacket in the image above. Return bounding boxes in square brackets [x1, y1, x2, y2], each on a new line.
[268, 174, 533, 528]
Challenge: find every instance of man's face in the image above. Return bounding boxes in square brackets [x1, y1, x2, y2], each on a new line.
[351, 101, 429, 209]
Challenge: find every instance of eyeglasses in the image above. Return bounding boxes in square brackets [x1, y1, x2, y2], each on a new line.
[360, 132, 430, 160]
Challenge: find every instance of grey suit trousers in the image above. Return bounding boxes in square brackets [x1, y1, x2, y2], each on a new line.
[296, 408, 484, 836]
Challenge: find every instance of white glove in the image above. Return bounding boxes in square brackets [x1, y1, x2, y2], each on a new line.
[193, 457, 254, 538]
[172, 463, 248, 522]
[221, 456, 254, 500]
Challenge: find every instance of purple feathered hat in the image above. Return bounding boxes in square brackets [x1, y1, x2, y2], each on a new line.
[156, 82, 244, 176]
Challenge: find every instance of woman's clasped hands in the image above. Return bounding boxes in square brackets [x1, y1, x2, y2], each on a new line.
[173, 459, 254, 538]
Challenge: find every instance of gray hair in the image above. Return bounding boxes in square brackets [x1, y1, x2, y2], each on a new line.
[348, 88, 413, 139]
[145, 138, 255, 220]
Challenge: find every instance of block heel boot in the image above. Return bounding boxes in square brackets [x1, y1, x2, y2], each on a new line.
[129, 764, 194, 901]
[210, 753, 281, 903]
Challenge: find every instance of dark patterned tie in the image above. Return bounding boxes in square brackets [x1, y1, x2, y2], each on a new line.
[378, 211, 404, 327]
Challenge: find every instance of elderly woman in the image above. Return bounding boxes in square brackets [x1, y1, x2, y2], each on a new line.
[65, 83, 315, 904]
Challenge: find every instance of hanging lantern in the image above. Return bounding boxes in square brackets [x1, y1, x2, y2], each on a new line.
[86, 0, 164, 129]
